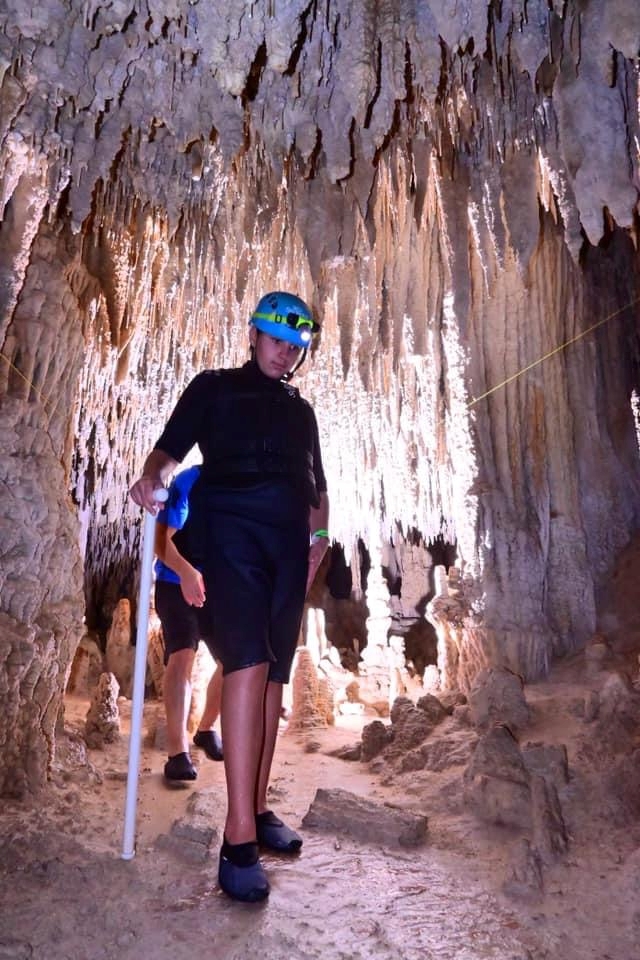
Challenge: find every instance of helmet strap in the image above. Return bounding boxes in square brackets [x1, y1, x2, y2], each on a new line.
[282, 350, 307, 380]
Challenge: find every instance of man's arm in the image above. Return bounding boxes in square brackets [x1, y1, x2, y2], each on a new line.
[306, 491, 330, 594]
[155, 522, 206, 607]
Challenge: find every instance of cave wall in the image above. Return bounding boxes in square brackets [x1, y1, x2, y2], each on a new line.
[1, 0, 640, 793]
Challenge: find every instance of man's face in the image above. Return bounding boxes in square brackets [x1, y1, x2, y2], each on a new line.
[251, 327, 303, 379]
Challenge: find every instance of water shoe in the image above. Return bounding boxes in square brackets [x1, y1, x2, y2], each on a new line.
[193, 729, 224, 761]
[164, 752, 197, 783]
[256, 811, 302, 853]
[218, 839, 270, 902]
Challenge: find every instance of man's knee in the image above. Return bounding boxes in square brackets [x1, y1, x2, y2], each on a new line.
[166, 647, 196, 681]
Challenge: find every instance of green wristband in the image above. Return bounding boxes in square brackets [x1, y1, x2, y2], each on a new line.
[310, 528, 329, 546]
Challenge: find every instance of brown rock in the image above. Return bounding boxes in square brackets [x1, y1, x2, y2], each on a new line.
[84, 672, 120, 749]
[302, 786, 427, 848]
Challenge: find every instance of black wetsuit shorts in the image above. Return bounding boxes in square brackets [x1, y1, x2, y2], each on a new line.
[191, 478, 309, 683]
[154, 580, 216, 666]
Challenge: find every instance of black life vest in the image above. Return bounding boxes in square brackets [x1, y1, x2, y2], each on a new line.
[197, 364, 320, 507]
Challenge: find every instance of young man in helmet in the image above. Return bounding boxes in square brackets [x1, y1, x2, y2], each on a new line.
[130, 291, 329, 903]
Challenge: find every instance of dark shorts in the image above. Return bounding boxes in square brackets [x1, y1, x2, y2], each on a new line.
[154, 579, 215, 666]
[190, 480, 309, 683]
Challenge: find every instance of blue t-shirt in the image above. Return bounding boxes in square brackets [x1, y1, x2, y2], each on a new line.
[154, 465, 201, 584]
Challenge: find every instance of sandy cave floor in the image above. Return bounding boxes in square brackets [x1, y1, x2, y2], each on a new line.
[1, 656, 640, 960]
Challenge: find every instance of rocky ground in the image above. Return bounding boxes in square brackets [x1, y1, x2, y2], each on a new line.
[2, 627, 640, 960]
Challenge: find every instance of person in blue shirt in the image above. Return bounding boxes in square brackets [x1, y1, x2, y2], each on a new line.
[154, 464, 223, 782]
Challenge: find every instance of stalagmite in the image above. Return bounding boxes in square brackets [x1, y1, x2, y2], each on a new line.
[287, 646, 328, 733]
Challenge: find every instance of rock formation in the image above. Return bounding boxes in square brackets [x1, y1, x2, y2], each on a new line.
[1, 1, 639, 793]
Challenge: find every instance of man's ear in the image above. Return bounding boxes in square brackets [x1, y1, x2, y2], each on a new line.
[249, 326, 257, 348]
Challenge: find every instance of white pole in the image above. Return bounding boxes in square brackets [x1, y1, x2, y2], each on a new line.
[121, 488, 168, 861]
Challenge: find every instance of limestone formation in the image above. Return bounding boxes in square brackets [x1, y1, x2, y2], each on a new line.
[580, 670, 640, 759]
[156, 788, 220, 864]
[521, 742, 569, 790]
[502, 837, 545, 903]
[463, 723, 569, 870]
[463, 724, 532, 829]
[302, 786, 428, 848]
[467, 665, 531, 734]
[360, 719, 393, 763]
[65, 633, 104, 697]
[104, 598, 134, 699]
[287, 645, 329, 732]
[387, 695, 439, 752]
[84, 671, 120, 749]
[1, 1, 640, 793]
[397, 727, 478, 775]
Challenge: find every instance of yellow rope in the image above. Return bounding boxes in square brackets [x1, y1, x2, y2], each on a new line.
[0, 349, 50, 408]
[467, 296, 640, 409]
[2, 295, 638, 415]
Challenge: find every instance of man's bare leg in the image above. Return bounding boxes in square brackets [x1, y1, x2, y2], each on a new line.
[164, 648, 195, 756]
[253, 679, 302, 852]
[221, 662, 269, 844]
[197, 663, 223, 732]
[193, 663, 224, 760]
[255, 680, 283, 815]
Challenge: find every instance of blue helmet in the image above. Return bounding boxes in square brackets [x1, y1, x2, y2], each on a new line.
[250, 291, 319, 349]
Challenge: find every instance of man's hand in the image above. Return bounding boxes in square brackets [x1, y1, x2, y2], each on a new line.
[130, 450, 178, 514]
[179, 566, 206, 607]
[129, 475, 165, 515]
